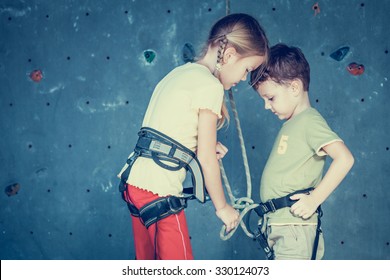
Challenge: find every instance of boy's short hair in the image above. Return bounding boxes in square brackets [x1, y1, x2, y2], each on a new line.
[251, 43, 310, 91]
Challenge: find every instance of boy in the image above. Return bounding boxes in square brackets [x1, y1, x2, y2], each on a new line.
[251, 44, 354, 259]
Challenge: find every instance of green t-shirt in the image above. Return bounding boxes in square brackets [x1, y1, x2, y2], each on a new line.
[260, 107, 342, 224]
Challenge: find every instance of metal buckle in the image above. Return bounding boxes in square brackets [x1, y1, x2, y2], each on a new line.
[266, 199, 277, 212]
[167, 196, 184, 212]
[259, 204, 268, 214]
[126, 152, 138, 165]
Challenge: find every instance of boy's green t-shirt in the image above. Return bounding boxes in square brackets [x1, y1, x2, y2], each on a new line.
[260, 107, 342, 224]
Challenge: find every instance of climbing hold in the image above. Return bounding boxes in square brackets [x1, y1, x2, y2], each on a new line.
[5, 183, 20, 196]
[347, 62, 365, 76]
[330, 47, 350, 61]
[143, 50, 156, 64]
[35, 167, 48, 178]
[182, 43, 196, 63]
[312, 2, 320, 16]
[29, 69, 43, 82]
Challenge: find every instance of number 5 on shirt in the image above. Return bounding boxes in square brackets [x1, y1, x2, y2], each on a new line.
[277, 135, 289, 155]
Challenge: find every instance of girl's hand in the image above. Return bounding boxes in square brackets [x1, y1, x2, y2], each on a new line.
[216, 141, 228, 160]
[216, 204, 239, 233]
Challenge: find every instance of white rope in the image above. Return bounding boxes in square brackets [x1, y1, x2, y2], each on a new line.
[217, 6, 259, 240]
[219, 89, 258, 240]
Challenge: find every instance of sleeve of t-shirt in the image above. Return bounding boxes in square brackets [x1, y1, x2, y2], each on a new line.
[305, 113, 343, 156]
[191, 83, 224, 119]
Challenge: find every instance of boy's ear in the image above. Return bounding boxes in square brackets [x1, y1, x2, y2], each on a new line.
[223, 47, 237, 63]
[290, 79, 302, 96]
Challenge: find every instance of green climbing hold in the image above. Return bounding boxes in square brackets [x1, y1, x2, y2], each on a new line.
[143, 50, 156, 63]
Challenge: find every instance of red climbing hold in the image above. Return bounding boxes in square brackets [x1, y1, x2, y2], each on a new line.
[5, 183, 20, 196]
[347, 63, 365, 76]
[29, 69, 43, 82]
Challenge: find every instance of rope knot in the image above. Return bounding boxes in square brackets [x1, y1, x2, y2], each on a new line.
[233, 197, 254, 209]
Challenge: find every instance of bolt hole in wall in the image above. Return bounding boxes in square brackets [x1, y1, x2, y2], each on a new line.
[1, 0, 390, 264]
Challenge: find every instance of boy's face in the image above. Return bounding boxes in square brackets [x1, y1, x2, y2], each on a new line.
[257, 79, 297, 121]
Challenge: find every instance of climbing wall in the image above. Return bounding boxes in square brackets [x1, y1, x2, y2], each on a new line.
[0, 0, 389, 260]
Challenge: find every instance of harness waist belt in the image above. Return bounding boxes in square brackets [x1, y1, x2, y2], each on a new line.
[119, 127, 207, 203]
[254, 187, 314, 216]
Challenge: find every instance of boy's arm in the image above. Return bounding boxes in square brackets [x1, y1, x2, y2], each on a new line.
[290, 141, 355, 219]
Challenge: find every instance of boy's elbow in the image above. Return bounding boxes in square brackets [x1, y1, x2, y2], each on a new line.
[350, 154, 355, 168]
[345, 151, 355, 170]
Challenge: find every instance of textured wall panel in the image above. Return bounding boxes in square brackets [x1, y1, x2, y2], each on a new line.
[0, 0, 389, 260]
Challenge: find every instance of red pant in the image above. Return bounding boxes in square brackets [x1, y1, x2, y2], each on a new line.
[123, 184, 194, 260]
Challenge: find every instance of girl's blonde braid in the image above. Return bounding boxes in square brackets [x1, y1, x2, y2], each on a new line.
[213, 35, 228, 76]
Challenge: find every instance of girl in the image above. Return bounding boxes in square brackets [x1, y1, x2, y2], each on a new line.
[118, 13, 269, 260]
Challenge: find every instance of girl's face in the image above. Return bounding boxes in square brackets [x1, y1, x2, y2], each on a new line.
[257, 79, 297, 121]
[219, 52, 265, 90]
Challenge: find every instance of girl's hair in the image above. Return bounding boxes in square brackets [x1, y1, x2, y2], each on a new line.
[200, 13, 269, 129]
[252, 43, 310, 92]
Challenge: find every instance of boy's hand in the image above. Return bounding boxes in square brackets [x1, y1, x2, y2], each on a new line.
[289, 193, 320, 220]
[216, 204, 239, 233]
[216, 141, 228, 160]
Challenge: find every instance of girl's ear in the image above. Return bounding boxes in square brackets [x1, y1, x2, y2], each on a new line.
[223, 47, 237, 63]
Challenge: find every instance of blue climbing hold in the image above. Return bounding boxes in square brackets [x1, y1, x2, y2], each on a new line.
[330, 46, 350, 61]
[182, 43, 196, 63]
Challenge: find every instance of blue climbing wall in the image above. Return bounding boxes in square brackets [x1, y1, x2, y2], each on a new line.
[0, 0, 389, 260]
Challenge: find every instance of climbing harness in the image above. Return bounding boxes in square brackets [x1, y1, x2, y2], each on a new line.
[245, 188, 323, 260]
[119, 127, 208, 228]
[119, 126, 207, 203]
[219, 89, 323, 260]
[125, 193, 188, 229]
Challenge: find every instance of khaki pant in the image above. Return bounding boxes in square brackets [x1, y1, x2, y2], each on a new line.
[266, 224, 325, 260]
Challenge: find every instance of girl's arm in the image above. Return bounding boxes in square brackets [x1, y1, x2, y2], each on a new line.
[197, 109, 239, 231]
[290, 141, 355, 219]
